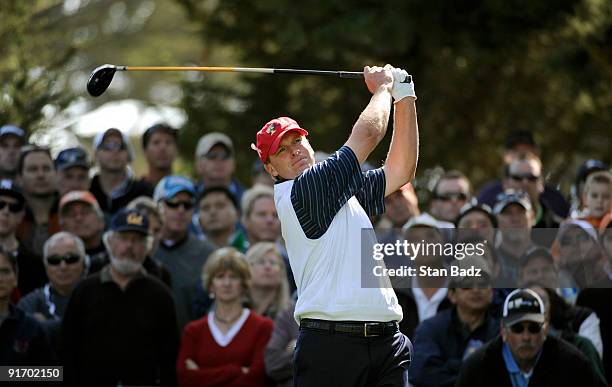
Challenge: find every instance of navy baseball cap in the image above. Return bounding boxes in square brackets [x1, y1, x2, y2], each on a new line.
[502, 288, 545, 326]
[142, 123, 178, 149]
[0, 125, 26, 142]
[55, 147, 90, 171]
[576, 159, 608, 186]
[0, 179, 25, 205]
[493, 189, 532, 215]
[110, 208, 149, 235]
[154, 175, 196, 202]
[92, 128, 135, 161]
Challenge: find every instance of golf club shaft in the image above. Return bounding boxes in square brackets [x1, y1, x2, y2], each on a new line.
[122, 66, 364, 79]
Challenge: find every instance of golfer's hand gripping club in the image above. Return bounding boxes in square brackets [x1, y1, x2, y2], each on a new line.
[391, 68, 416, 102]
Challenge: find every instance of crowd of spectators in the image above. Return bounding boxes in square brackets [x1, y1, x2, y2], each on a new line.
[0, 122, 609, 386]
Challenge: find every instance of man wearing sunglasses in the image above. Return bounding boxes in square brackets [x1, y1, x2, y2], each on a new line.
[456, 288, 601, 387]
[0, 179, 47, 297]
[503, 153, 568, 235]
[429, 170, 472, 223]
[90, 128, 154, 218]
[17, 231, 86, 351]
[153, 175, 216, 331]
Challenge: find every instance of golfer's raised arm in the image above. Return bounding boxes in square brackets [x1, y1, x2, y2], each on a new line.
[344, 66, 393, 164]
[383, 68, 419, 196]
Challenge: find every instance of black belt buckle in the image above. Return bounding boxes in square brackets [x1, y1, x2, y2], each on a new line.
[364, 322, 380, 337]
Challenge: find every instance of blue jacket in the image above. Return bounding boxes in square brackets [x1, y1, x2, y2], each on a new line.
[409, 306, 498, 387]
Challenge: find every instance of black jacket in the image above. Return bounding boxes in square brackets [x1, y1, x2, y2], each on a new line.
[0, 305, 55, 364]
[90, 174, 153, 217]
[578, 286, 612, 384]
[455, 334, 603, 387]
[61, 267, 179, 387]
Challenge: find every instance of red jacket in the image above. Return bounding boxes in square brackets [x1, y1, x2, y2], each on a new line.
[177, 310, 273, 387]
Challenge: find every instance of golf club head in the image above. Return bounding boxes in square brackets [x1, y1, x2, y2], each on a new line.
[87, 64, 122, 97]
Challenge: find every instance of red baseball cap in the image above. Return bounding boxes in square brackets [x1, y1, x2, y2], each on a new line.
[59, 190, 101, 213]
[251, 117, 309, 163]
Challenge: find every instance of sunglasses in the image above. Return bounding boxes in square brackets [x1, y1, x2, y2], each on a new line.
[165, 200, 194, 210]
[509, 322, 543, 334]
[509, 174, 539, 182]
[46, 254, 81, 266]
[99, 141, 126, 151]
[204, 150, 231, 161]
[0, 200, 24, 213]
[434, 192, 468, 201]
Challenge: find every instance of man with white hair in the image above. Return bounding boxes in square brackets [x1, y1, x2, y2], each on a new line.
[62, 208, 179, 387]
[18, 231, 86, 322]
[18, 231, 86, 350]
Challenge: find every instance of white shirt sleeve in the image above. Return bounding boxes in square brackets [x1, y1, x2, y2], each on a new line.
[578, 312, 603, 359]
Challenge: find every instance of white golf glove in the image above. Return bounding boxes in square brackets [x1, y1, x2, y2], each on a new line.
[391, 68, 416, 102]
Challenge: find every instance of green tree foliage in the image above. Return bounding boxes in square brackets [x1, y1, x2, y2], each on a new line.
[176, 0, 611, 191]
[0, 1, 75, 135]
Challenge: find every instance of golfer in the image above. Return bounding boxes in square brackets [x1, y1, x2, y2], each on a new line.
[251, 65, 418, 386]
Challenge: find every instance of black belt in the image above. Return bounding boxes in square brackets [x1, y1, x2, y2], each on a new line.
[300, 318, 399, 337]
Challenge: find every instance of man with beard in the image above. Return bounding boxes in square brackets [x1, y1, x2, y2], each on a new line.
[62, 208, 179, 387]
[456, 288, 602, 386]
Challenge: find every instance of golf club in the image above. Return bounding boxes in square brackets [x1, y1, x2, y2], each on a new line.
[87, 64, 411, 97]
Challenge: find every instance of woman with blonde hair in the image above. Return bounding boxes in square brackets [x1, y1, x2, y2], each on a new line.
[245, 242, 290, 319]
[177, 247, 273, 387]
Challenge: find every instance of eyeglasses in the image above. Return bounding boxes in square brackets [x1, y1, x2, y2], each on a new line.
[0, 200, 23, 213]
[203, 150, 231, 161]
[508, 322, 543, 334]
[509, 174, 539, 182]
[98, 141, 126, 151]
[164, 200, 194, 210]
[434, 192, 468, 201]
[46, 254, 81, 266]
